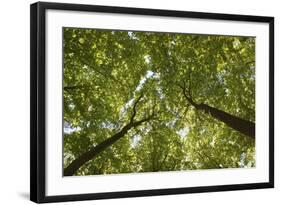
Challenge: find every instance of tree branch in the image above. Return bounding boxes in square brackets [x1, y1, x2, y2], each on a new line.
[175, 80, 255, 139]
[176, 82, 198, 108]
[64, 94, 155, 176]
[130, 93, 144, 123]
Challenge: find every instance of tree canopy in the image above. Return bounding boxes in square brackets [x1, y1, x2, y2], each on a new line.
[63, 28, 255, 176]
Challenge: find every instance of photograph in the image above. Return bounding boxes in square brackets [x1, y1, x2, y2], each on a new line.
[63, 28, 256, 177]
[0, 0, 278, 204]
[30, 2, 274, 202]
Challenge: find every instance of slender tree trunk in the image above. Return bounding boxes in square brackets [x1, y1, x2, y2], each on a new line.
[194, 103, 255, 139]
[179, 83, 255, 140]
[64, 118, 151, 176]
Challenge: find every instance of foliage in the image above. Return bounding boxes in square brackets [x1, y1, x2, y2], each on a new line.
[63, 28, 255, 176]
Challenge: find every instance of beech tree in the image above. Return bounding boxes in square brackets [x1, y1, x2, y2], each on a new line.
[63, 28, 255, 176]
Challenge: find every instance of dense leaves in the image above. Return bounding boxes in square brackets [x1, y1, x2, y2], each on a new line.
[63, 28, 255, 176]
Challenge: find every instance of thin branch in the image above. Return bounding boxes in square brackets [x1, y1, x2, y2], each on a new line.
[130, 93, 144, 123]
[175, 83, 198, 108]
[187, 70, 193, 99]
[64, 84, 93, 91]
[158, 151, 169, 171]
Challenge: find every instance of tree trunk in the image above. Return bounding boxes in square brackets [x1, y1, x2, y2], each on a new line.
[194, 103, 255, 139]
[64, 118, 151, 176]
[179, 84, 255, 140]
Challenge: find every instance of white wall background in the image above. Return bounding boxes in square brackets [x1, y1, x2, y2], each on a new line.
[0, 0, 279, 204]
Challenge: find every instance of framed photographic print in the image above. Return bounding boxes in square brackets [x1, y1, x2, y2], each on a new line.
[30, 1, 274, 203]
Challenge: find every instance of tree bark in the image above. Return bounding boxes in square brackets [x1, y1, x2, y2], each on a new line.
[195, 103, 255, 139]
[64, 93, 155, 177]
[64, 118, 151, 176]
[179, 85, 255, 140]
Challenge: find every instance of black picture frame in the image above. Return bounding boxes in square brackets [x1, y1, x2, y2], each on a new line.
[30, 1, 274, 203]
